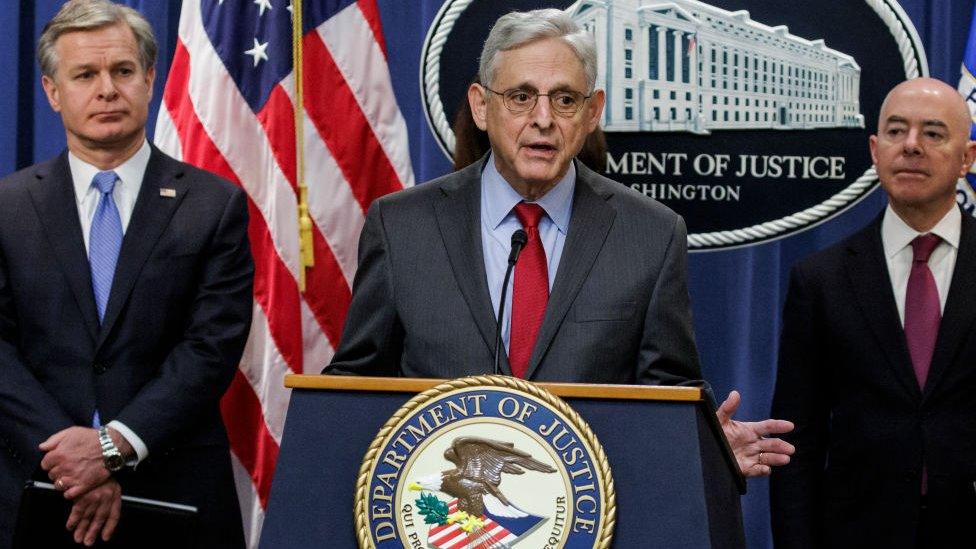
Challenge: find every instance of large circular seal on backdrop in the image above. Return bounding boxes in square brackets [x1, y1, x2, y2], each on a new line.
[356, 375, 615, 548]
[421, 0, 927, 250]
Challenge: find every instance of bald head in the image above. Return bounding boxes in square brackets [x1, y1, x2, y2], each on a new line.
[870, 77, 976, 231]
[878, 78, 972, 137]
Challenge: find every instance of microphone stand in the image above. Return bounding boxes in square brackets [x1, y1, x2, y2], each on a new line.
[494, 229, 527, 375]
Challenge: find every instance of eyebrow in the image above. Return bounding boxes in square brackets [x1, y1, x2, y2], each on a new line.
[885, 115, 949, 129]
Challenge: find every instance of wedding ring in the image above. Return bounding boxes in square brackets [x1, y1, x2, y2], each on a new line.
[55, 478, 65, 490]
[758, 451, 765, 466]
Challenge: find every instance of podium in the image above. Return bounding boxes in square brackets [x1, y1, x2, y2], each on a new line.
[260, 375, 745, 548]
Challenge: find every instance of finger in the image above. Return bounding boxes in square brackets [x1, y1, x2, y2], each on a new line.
[761, 438, 796, 455]
[716, 390, 741, 422]
[103, 492, 122, 541]
[74, 516, 91, 544]
[66, 501, 86, 531]
[38, 430, 64, 452]
[752, 419, 795, 436]
[761, 453, 792, 467]
[64, 479, 94, 500]
[743, 463, 772, 478]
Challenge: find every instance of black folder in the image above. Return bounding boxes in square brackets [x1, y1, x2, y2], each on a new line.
[13, 481, 198, 548]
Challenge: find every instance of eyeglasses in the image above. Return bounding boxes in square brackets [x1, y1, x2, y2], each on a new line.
[482, 85, 593, 117]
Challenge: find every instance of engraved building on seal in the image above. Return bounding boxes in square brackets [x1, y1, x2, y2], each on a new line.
[568, 0, 864, 133]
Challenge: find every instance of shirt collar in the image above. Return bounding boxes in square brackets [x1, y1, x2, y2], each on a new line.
[481, 153, 575, 233]
[68, 140, 151, 202]
[882, 203, 961, 258]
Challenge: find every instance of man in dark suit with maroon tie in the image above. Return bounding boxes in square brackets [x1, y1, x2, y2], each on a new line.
[771, 78, 976, 548]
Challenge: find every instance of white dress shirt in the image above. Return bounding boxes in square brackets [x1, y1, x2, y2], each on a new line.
[882, 204, 960, 327]
[67, 140, 151, 464]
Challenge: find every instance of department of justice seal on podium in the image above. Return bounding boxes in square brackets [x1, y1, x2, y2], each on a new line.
[355, 375, 615, 548]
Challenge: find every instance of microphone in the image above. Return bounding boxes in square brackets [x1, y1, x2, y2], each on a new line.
[494, 230, 528, 375]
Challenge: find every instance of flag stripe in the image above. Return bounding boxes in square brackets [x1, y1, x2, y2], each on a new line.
[302, 31, 404, 211]
[317, 4, 415, 188]
[221, 369, 280, 507]
[355, 0, 388, 57]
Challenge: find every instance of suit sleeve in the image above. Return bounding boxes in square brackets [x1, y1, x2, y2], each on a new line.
[113, 187, 254, 452]
[770, 263, 829, 548]
[325, 200, 404, 375]
[0, 245, 74, 475]
[635, 215, 708, 394]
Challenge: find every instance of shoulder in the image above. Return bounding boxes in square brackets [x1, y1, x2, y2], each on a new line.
[576, 162, 682, 230]
[159, 151, 241, 199]
[802, 222, 876, 268]
[368, 164, 477, 215]
[0, 155, 64, 196]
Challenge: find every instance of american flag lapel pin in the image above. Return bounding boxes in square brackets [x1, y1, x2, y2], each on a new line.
[159, 188, 177, 198]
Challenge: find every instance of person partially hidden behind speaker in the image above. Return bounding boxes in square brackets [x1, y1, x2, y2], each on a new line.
[325, 8, 793, 480]
[0, 1, 253, 547]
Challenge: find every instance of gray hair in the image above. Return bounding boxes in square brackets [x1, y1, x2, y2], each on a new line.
[479, 8, 597, 93]
[38, 0, 157, 78]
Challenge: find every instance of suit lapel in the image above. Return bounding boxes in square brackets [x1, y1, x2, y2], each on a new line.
[525, 164, 615, 380]
[97, 148, 188, 348]
[845, 217, 921, 399]
[925, 210, 976, 399]
[26, 154, 100, 341]
[432, 161, 510, 373]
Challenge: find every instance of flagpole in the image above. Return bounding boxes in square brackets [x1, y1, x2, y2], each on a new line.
[293, 0, 314, 291]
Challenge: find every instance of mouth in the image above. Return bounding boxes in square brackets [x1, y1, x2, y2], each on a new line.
[522, 142, 558, 159]
[893, 168, 929, 178]
[92, 111, 127, 120]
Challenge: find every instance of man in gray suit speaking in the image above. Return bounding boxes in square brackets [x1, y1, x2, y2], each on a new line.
[326, 8, 791, 477]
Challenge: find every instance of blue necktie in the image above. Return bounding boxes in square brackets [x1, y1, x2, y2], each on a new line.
[89, 171, 123, 323]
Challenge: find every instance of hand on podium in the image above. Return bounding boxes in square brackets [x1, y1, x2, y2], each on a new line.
[717, 390, 795, 478]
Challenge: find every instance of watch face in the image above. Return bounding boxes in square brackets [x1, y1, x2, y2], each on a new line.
[105, 453, 125, 471]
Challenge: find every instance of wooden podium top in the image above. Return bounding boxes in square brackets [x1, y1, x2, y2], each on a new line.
[285, 374, 702, 402]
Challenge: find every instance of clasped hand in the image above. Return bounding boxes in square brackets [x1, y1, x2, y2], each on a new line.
[40, 426, 121, 546]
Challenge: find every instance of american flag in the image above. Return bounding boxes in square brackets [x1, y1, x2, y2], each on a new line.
[428, 500, 519, 549]
[153, 0, 413, 544]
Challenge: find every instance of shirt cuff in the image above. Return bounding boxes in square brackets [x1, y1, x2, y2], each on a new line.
[106, 420, 149, 465]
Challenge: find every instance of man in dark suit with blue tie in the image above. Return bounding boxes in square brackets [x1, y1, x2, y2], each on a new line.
[771, 78, 976, 548]
[0, 1, 253, 547]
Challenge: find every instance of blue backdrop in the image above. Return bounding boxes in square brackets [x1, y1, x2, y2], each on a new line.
[2, 1, 973, 547]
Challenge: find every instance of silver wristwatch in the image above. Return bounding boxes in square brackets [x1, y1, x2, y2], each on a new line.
[98, 426, 125, 472]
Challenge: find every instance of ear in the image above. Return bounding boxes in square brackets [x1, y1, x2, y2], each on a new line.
[41, 74, 62, 113]
[959, 140, 976, 178]
[584, 89, 605, 134]
[468, 83, 488, 131]
[868, 134, 879, 166]
[145, 66, 156, 99]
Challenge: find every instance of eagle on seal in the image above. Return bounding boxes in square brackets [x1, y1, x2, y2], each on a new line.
[409, 436, 557, 518]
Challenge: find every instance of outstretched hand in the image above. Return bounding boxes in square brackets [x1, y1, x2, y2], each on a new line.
[716, 390, 795, 478]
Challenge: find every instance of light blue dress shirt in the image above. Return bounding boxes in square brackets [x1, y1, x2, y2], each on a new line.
[480, 154, 575, 353]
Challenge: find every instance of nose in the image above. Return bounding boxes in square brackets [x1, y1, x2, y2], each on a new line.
[96, 71, 119, 101]
[529, 94, 555, 129]
[902, 128, 922, 156]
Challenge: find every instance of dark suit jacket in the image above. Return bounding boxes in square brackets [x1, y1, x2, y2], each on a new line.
[327, 158, 703, 387]
[0, 147, 253, 548]
[770, 209, 976, 548]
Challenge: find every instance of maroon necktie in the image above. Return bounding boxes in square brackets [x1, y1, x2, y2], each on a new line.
[904, 234, 942, 390]
[509, 203, 548, 379]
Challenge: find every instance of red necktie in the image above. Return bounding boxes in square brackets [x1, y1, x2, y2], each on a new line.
[904, 234, 942, 390]
[509, 203, 548, 379]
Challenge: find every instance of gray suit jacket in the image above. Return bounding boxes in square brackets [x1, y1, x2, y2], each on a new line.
[327, 158, 703, 386]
